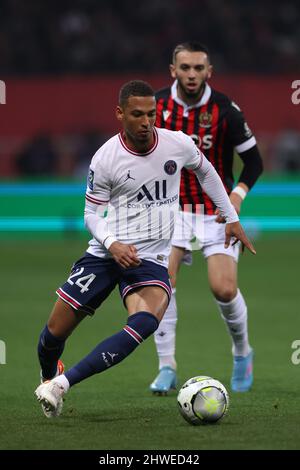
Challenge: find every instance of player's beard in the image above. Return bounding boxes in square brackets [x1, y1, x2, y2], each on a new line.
[125, 128, 154, 151]
[178, 79, 206, 102]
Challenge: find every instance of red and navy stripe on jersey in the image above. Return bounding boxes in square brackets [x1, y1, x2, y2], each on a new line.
[155, 83, 257, 214]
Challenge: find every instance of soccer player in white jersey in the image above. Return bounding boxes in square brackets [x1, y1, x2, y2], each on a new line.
[34, 80, 255, 418]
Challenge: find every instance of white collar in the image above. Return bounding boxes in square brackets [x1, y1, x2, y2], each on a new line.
[171, 80, 211, 115]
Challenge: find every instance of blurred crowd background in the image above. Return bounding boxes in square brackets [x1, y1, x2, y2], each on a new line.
[1, 0, 300, 178]
[1, 0, 300, 75]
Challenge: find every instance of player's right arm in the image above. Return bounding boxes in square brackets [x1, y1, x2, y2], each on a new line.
[84, 155, 140, 268]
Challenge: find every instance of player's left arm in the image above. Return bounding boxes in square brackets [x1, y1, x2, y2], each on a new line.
[216, 102, 263, 222]
[183, 136, 256, 254]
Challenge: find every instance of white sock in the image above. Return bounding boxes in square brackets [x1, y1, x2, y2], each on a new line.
[154, 288, 177, 371]
[215, 289, 251, 357]
[53, 374, 70, 393]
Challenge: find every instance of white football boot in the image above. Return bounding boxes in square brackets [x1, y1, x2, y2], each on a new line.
[35, 379, 65, 418]
[36, 360, 65, 418]
[40, 359, 65, 384]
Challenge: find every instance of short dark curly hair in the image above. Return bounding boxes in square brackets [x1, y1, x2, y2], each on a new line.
[119, 80, 154, 107]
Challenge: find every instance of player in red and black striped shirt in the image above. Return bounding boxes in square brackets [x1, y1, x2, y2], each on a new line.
[150, 41, 263, 394]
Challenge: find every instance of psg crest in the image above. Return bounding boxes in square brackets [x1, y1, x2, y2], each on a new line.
[164, 160, 177, 175]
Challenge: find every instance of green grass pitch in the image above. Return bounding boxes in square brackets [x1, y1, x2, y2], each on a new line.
[1, 235, 300, 450]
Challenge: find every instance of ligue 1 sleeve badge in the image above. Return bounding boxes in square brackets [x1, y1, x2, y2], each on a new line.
[88, 168, 94, 190]
[164, 160, 177, 175]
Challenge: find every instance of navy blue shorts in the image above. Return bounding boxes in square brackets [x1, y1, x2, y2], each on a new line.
[56, 253, 172, 315]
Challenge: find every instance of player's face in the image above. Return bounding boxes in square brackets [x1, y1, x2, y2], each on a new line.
[170, 51, 213, 103]
[116, 96, 156, 147]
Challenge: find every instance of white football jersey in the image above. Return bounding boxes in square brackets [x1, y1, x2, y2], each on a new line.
[85, 127, 203, 266]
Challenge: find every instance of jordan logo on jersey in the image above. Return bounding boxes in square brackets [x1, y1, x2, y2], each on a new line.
[124, 170, 135, 182]
[137, 180, 167, 201]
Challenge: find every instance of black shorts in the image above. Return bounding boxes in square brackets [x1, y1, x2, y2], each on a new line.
[56, 253, 171, 315]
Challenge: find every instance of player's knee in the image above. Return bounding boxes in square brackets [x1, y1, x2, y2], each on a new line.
[169, 274, 177, 289]
[212, 284, 237, 303]
[47, 299, 76, 339]
[47, 315, 69, 340]
[47, 319, 64, 339]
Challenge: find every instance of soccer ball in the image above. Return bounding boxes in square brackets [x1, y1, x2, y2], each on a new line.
[177, 376, 229, 425]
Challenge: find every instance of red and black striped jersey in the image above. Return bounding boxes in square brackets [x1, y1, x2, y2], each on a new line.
[155, 82, 257, 214]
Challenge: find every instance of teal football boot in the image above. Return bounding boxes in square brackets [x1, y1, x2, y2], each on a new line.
[150, 366, 177, 395]
[231, 348, 254, 392]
